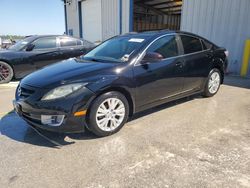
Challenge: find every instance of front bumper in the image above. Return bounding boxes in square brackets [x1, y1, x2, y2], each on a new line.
[13, 84, 95, 133]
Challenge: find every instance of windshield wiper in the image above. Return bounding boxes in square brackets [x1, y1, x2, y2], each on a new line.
[84, 57, 101, 62]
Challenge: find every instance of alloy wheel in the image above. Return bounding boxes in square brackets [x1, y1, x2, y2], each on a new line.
[208, 72, 221, 94]
[0, 63, 11, 82]
[96, 98, 125, 131]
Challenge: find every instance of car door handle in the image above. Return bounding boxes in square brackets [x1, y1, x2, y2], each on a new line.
[175, 62, 184, 68]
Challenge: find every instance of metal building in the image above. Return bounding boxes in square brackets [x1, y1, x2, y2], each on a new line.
[181, 0, 250, 75]
[63, 0, 132, 43]
[63, 0, 182, 42]
[64, 0, 250, 76]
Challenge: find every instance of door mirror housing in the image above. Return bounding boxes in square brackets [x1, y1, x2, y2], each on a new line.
[26, 43, 35, 51]
[141, 52, 163, 63]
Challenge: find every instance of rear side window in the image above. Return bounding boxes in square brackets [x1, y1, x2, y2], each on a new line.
[82, 39, 95, 48]
[180, 35, 203, 54]
[60, 37, 77, 47]
[32, 37, 57, 50]
[77, 40, 83, 46]
[202, 40, 213, 50]
[147, 35, 179, 58]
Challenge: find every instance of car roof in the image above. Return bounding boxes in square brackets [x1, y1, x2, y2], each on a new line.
[25, 35, 80, 40]
[122, 30, 203, 39]
[122, 30, 173, 38]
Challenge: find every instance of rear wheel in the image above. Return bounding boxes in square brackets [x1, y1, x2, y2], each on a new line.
[0, 61, 13, 84]
[87, 91, 129, 137]
[203, 68, 221, 97]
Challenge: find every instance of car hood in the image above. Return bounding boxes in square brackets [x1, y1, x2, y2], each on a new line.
[21, 58, 118, 88]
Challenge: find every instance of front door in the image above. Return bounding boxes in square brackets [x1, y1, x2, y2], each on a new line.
[133, 35, 185, 107]
[29, 36, 63, 69]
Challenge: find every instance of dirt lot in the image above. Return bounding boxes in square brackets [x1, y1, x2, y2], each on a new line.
[0, 77, 250, 188]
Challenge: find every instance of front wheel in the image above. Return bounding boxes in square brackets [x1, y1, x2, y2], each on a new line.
[202, 68, 221, 97]
[0, 61, 14, 84]
[87, 91, 129, 137]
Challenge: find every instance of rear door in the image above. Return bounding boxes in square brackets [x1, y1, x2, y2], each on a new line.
[59, 37, 87, 58]
[178, 34, 212, 91]
[134, 34, 185, 107]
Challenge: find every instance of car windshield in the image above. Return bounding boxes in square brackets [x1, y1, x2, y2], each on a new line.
[83, 36, 149, 63]
[8, 37, 34, 51]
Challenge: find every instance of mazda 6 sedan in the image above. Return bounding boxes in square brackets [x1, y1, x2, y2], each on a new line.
[13, 30, 228, 137]
[0, 35, 94, 83]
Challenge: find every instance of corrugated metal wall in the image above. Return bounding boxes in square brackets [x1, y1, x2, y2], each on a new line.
[101, 0, 120, 40]
[66, 0, 131, 41]
[122, 0, 131, 34]
[101, 0, 131, 40]
[65, 0, 79, 38]
[81, 0, 102, 42]
[181, 0, 250, 75]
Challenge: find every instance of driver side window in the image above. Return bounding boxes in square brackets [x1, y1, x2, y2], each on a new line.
[147, 35, 179, 59]
[32, 37, 57, 50]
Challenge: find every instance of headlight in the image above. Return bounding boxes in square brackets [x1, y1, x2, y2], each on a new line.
[42, 83, 87, 100]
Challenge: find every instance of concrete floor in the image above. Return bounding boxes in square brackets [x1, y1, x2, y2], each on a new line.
[0, 77, 250, 188]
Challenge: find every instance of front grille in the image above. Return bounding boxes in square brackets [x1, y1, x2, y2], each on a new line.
[18, 86, 35, 99]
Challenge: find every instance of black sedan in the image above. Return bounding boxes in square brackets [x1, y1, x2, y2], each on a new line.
[13, 30, 228, 137]
[0, 35, 94, 83]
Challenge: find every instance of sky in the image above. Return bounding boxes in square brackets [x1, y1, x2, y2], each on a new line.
[0, 0, 65, 36]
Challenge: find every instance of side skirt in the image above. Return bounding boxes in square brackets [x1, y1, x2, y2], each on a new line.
[134, 89, 203, 114]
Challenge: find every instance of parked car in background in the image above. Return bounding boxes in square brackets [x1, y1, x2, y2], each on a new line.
[0, 35, 95, 83]
[13, 30, 228, 137]
[0, 37, 2, 49]
[1, 39, 13, 49]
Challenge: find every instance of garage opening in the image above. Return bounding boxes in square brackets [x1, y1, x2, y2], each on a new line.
[133, 0, 183, 32]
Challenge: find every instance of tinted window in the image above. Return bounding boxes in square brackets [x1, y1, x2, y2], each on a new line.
[32, 37, 57, 50]
[60, 37, 77, 47]
[180, 35, 202, 54]
[147, 35, 179, 58]
[202, 40, 213, 50]
[82, 39, 95, 48]
[77, 40, 83, 46]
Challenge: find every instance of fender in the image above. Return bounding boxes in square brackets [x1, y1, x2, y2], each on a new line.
[213, 58, 226, 72]
[86, 75, 136, 116]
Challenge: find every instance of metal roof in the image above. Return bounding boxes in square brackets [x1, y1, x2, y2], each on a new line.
[134, 0, 183, 15]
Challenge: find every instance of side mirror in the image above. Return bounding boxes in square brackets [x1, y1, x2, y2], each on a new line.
[26, 43, 35, 51]
[141, 52, 163, 63]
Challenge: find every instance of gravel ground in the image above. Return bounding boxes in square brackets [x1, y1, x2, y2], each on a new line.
[0, 76, 250, 188]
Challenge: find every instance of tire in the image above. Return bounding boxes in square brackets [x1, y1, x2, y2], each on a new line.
[202, 68, 222, 97]
[0, 61, 14, 84]
[87, 91, 129, 137]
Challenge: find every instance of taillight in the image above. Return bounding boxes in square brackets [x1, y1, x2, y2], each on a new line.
[224, 50, 229, 57]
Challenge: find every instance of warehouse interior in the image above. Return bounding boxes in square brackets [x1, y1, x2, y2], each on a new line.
[133, 0, 183, 32]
